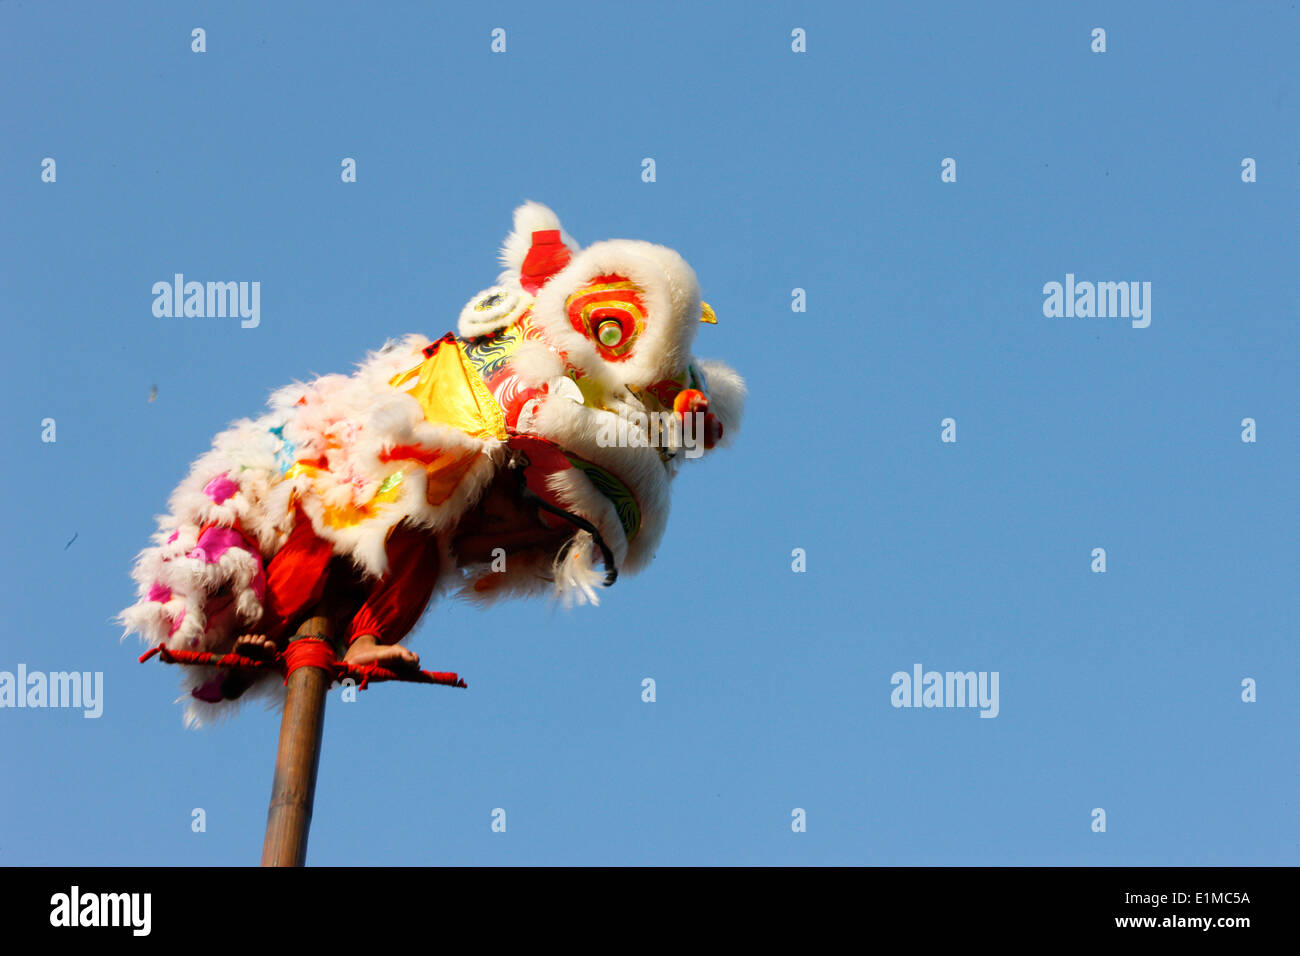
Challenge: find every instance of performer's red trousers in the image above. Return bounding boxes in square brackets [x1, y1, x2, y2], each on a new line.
[260, 514, 442, 648]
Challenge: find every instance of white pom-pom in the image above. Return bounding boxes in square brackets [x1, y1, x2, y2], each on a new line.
[458, 286, 527, 338]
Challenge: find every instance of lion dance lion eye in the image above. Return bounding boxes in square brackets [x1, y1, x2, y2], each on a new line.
[565, 274, 646, 360]
[597, 319, 624, 347]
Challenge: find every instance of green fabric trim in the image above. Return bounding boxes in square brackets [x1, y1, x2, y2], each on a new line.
[563, 455, 642, 543]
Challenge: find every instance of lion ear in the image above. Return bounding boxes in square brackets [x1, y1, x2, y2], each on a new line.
[498, 201, 581, 273]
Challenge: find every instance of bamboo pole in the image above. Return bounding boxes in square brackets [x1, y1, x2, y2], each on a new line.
[260, 609, 340, 867]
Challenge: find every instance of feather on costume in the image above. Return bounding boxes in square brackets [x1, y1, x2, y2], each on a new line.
[120, 202, 745, 725]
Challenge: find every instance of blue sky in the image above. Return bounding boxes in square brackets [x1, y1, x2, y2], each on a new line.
[1, 1, 1296, 865]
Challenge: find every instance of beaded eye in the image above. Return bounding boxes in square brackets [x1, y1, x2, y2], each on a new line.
[565, 274, 646, 360]
[597, 319, 623, 347]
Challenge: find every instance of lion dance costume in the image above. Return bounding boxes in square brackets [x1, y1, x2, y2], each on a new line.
[120, 203, 745, 725]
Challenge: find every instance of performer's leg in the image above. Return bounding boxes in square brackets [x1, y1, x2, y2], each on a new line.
[341, 523, 443, 669]
[232, 510, 334, 660]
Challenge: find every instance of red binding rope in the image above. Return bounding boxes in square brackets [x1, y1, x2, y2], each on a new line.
[281, 637, 338, 677]
[138, 641, 467, 689]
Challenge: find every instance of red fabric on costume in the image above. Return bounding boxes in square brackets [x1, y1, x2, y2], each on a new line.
[261, 511, 335, 642]
[520, 229, 571, 294]
[344, 522, 443, 647]
[258, 510, 441, 648]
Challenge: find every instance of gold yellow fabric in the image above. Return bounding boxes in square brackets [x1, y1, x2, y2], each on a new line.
[284, 463, 405, 530]
[280, 339, 508, 529]
[389, 340, 508, 442]
[387, 339, 507, 505]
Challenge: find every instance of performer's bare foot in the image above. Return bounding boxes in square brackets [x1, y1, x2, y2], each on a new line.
[234, 633, 278, 660]
[214, 633, 277, 700]
[343, 634, 420, 669]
